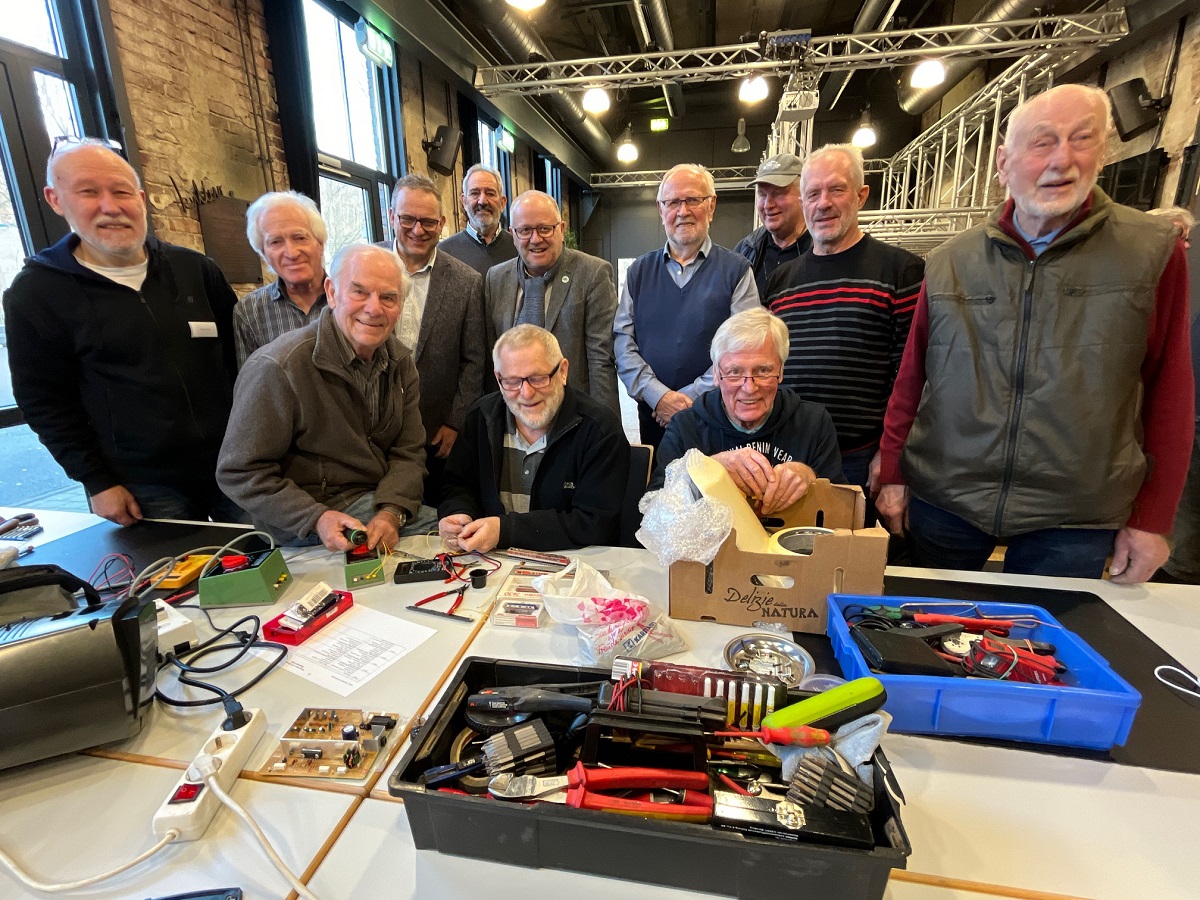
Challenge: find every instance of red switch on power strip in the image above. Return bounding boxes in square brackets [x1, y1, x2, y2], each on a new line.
[169, 782, 204, 804]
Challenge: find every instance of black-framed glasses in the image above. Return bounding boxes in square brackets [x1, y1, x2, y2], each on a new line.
[498, 358, 564, 392]
[395, 214, 441, 232]
[659, 195, 712, 212]
[513, 222, 561, 240]
[717, 367, 781, 387]
[51, 135, 122, 156]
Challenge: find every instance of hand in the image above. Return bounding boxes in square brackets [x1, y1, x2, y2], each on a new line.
[712, 447, 775, 499]
[315, 509, 366, 552]
[1108, 526, 1170, 584]
[653, 391, 692, 427]
[439, 513, 473, 550]
[867, 450, 882, 498]
[366, 509, 403, 550]
[431, 425, 458, 459]
[760, 462, 817, 515]
[876, 485, 909, 535]
[458, 516, 501, 553]
[90, 485, 143, 527]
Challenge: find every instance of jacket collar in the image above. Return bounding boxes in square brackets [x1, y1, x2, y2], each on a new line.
[311, 306, 404, 376]
[986, 187, 1107, 260]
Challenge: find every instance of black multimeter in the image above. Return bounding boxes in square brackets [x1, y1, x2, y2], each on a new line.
[393, 557, 449, 585]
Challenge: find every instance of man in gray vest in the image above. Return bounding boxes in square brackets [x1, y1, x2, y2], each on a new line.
[878, 84, 1193, 583]
[614, 164, 759, 448]
[483, 190, 619, 413]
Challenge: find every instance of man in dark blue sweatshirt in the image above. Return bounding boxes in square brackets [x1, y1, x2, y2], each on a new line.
[649, 307, 843, 514]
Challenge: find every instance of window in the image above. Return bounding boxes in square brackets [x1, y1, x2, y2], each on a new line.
[477, 118, 513, 209]
[301, 0, 398, 256]
[543, 157, 562, 209]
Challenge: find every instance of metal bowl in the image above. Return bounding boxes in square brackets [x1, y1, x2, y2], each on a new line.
[723, 633, 815, 687]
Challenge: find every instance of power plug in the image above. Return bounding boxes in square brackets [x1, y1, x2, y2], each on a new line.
[153, 708, 266, 841]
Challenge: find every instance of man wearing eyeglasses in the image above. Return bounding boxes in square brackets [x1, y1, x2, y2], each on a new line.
[377, 173, 485, 505]
[438, 325, 629, 553]
[218, 244, 428, 552]
[440, 165, 518, 276]
[614, 164, 759, 449]
[4, 138, 241, 525]
[483, 190, 619, 413]
[734, 153, 812, 298]
[649, 308, 842, 514]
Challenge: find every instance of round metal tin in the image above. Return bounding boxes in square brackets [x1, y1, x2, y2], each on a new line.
[723, 633, 815, 687]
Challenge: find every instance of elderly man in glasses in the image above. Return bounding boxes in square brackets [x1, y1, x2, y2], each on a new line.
[377, 173, 485, 505]
[438, 325, 630, 553]
[649, 308, 843, 515]
[614, 163, 760, 449]
[483, 190, 619, 413]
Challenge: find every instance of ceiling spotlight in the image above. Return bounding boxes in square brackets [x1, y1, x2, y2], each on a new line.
[852, 105, 877, 150]
[650, 117, 669, 132]
[582, 87, 610, 116]
[731, 118, 751, 153]
[504, 0, 545, 11]
[738, 75, 769, 104]
[910, 59, 946, 89]
[615, 124, 638, 164]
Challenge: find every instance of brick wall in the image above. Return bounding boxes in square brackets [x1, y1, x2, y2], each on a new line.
[107, 0, 287, 289]
[398, 54, 465, 236]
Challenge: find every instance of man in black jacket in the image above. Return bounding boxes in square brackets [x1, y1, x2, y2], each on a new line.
[438, 325, 630, 552]
[3, 139, 240, 524]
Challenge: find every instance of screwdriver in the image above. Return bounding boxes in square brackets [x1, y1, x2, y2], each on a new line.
[710, 725, 831, 746]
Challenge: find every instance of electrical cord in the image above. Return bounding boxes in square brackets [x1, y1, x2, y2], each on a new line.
[193, 757, 322, 900]
[0, 830, 179, 892]
[156, 612, 288, 712]
[1155, 664, 1200, 700]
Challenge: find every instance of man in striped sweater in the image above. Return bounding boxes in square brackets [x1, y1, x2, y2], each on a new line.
[763, 144, 924, 521]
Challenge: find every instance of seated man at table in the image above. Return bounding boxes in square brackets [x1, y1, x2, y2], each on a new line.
[218, 244, 427, 552]
[649, 307, 844, 514]
[438, 325, 630, 553]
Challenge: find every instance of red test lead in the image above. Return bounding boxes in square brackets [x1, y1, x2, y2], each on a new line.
[712, 725, 832, 746]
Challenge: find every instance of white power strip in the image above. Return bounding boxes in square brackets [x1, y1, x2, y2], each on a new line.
[153, 708, 266, 841]
[155, 599, 197, 658]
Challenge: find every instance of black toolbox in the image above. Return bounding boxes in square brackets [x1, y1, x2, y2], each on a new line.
[388, 656, 911, 899]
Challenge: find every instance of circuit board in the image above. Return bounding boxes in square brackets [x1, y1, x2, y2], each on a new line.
[259, 708, 401, 779]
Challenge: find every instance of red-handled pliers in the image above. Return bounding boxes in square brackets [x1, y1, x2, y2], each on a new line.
[407, 585, 470, 622]
[489, 762, 713, 822]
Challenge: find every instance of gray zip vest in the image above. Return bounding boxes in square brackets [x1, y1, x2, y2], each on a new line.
[903, 189, 1176, 537]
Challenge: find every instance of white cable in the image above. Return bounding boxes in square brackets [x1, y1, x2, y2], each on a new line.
[201, 772, 323, 900]
[0, 830, 179, 893]
[1155, 664, 1200, 700]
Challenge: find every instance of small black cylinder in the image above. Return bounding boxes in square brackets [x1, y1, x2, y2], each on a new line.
[470, 568, 488, 589]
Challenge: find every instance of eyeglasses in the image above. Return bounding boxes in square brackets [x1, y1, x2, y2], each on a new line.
[717, 367, 781, 387]
[51, 135, 122, 156]
[498, 359, 564, 392]
[513, 223, 561, 240]
[659, 195, 712, 212]
[396, 214, 441, 232]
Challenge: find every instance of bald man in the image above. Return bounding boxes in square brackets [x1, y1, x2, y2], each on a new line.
[482, 190, 619, 412]
[3, 139, 241, 524]
[878, 84, 1193, 583]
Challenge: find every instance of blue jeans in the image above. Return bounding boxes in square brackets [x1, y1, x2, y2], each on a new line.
[907, 495, 1116, 579]
[840, 444, 877, 526]
[121, 482, 248, 524]
[280, 492, 439, 547]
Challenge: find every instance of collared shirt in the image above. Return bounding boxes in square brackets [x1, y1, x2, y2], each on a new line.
[467, 223, 504, 246]
[1011, 214, 1064, 257]
[499, 411, 547, 513]
[662, 235, 714, 288]
[234, 278, 328, 368]
[329, 321, 390, 433]
[512, 255, 566, 321]
[395, 245, 435, 351]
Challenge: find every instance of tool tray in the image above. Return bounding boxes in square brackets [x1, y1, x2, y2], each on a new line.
[388, 656, 911, 900]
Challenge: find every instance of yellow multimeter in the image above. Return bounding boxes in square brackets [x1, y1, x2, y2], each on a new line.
[157, 554, 213, 590]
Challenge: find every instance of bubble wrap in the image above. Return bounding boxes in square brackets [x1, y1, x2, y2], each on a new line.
[636, 449, 733, 566]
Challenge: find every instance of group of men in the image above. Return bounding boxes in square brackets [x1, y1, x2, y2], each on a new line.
[3, 83, 1193, 585]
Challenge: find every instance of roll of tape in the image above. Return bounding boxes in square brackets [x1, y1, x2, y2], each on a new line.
[768, 526, 836, 555]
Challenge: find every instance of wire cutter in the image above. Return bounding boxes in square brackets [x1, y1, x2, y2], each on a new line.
[407, 585, 471, 622]
[488, 762, 713, 822]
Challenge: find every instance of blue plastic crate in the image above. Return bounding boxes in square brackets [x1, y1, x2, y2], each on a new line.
[827, 595, 1142, 750]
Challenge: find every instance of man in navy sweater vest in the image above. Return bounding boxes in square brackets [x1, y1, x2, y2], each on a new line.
[614, 164, 759, 447]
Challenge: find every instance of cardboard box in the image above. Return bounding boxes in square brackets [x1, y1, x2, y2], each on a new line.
[669, 479, 888, 633]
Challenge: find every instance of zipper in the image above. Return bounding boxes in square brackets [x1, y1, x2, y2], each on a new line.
[993, 257, 1037, 535]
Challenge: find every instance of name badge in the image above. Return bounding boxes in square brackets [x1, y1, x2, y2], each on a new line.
[189, 321, 218, 338]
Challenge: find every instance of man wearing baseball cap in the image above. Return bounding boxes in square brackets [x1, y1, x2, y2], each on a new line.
[734, 152, 812, 297]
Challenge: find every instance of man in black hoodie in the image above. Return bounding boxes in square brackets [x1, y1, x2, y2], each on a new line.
[649, 307, 843, 513]
[3, 140, 239, 525]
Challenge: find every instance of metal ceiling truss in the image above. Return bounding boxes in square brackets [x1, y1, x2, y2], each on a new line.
[474, 12, 1127, 96]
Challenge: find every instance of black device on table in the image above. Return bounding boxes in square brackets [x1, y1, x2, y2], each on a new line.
[394, 557, 450, 584]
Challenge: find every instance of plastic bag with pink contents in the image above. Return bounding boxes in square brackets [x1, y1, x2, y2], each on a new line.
[533, 559, 688, 666]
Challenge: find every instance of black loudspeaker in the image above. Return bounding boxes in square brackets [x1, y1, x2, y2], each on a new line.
[423, 125, 462, 177]
[1108, 78, 1161, 141]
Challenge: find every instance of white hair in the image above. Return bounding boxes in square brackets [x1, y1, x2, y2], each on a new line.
[802, 144, 865, 192]
[245, 191, 327, 258]
[493, 324, 563, 370]
[328, 243, 406, 290]
[46, 139, 141, 190]
[710, 307, 789, 367]
[657, 164, 716, 201]
[1003, 84, 1114, 148]
[463, 164, 505, 197]
[1147, 205, 1196, 238]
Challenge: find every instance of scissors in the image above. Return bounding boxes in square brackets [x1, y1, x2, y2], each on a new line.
[489, 762, 713, 822]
